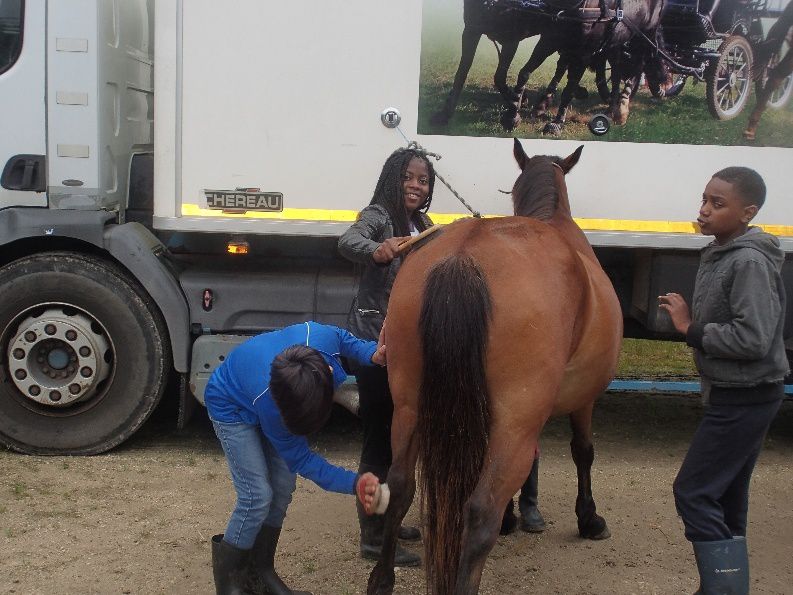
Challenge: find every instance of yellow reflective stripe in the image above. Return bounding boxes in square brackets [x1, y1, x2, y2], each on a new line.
[181, 203, 360, 221]
[180, 204, 793, 236]
[575, 219, 699, 233]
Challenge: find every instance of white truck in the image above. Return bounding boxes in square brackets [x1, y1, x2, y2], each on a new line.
[0, 0, 791, 455]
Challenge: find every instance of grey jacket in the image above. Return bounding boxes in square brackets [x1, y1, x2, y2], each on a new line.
[337, 204, 432, 341]
[686, 227, 790, 389]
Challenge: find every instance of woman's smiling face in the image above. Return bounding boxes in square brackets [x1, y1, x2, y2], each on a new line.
[402, 157, 430, 215]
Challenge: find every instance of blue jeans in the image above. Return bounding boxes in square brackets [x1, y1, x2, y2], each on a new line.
[212, 420, 297, 549]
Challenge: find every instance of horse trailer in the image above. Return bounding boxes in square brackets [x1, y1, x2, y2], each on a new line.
[0, 0, 791, 455]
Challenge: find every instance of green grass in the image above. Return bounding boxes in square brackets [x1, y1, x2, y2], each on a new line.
[12, 482, 27, 499]
[301, 560, 317, 574]
[617, 338, 698, 379]
[417, 16, 793, 146]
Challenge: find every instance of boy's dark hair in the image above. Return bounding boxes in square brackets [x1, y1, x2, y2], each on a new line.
[270, 345, 333, 436]
[712, 166, 766, 208]
[369, 148, 436, 237]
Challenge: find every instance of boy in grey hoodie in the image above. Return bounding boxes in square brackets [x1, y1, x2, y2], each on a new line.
[659, 166, 789, 595]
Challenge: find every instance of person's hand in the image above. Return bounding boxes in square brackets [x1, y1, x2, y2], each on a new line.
[658, 292, 692, 335]
[372, 237, 410, 265]
[371, 320, 387, 366]
[356, 472, 380, 515]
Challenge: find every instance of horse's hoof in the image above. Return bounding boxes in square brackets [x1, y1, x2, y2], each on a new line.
[588, 525, 611, 540]
[542, 122, 562, 136]
[580, 515, 611, 540]
[611, 107, 629, 126]
[574, 86, 589, 101]
[500, 111, 521, 131]
[743, 129, 756, 141]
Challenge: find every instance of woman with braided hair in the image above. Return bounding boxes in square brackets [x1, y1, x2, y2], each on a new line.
[337, 147, 435, 567]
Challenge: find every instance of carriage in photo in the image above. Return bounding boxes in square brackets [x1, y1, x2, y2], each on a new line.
[660, 0, 793, 119]
[462, 0, 792, 126]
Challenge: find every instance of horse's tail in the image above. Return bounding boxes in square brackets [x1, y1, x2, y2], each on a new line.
[416, 254, 492, 595]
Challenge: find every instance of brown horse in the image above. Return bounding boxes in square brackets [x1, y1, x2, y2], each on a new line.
[367, 140, 623, 595]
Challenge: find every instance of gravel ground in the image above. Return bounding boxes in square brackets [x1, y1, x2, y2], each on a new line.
[1, 392, 791, 595]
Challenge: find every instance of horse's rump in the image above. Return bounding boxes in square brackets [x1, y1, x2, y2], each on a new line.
[387, 215, 591, 592]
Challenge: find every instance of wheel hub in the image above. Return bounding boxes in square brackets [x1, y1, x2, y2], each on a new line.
[8, 308, 112, 407]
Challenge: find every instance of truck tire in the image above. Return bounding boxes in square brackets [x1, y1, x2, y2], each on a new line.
[0, 252, 170, 455]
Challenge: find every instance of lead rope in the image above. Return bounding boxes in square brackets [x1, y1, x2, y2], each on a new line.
[394, 125, 482, 218]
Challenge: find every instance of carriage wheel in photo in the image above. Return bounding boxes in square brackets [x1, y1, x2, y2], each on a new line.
[706, 35, 753, 120]
[757, 45, 793, 110]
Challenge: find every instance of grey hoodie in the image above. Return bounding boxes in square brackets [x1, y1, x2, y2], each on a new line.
[686, 227, 790, 390]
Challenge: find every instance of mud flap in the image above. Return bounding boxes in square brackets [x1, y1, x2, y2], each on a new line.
[176, 373, 198, 430]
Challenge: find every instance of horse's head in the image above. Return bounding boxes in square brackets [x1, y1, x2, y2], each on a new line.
[511, 139, 582, 219]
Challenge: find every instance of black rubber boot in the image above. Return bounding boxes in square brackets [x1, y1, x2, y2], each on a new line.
[692, 537, 749, 595]
[248, 525, 311, 595]
[518, 457, 547, 533]
[357, 498, 421, 567]
[500, 499, 518, 535]
[211, 534, 250, 595]
[398, 524, 421, 542]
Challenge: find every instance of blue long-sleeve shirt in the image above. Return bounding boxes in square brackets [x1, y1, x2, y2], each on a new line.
[205, 322, 378, 494]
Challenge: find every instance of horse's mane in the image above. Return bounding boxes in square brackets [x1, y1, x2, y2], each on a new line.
[511, 155, 561, 220]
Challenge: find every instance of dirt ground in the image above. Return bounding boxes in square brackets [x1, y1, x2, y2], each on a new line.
[1, 392, 792, 595]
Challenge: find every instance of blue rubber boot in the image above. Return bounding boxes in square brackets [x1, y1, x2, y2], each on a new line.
[692, 537, 749, 595]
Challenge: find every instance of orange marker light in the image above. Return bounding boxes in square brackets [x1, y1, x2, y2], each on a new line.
[227, 241, 249, 255]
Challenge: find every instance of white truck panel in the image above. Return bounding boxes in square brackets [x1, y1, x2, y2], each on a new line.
[154, 0, 793, 249]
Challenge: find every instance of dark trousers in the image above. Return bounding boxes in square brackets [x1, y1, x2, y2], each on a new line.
[356, 364, 393, 475]
[673, 398, 781, 542]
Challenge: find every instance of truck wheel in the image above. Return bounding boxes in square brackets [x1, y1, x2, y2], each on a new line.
[0, 252, 170, 455]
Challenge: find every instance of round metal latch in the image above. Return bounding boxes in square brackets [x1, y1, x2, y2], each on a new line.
[380, 107, 402, 129]
[588, 114, 611, 136]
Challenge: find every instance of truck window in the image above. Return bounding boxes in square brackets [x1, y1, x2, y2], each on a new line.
[0, 0, 22, 75]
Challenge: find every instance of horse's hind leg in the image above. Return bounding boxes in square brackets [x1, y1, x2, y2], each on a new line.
[569, 403, 611, 540]
[494, 40, 521, 104]
[432, 27, 482, 126]
[455, 434, 540, 593]
[532, 55, 568, 117]
[543, 61, 586, 136]
[367, 408, 419, 595]
[502, 35, 555, 128]
[494, 39, 525, 131]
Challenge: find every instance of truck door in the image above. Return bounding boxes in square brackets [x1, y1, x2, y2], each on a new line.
[0, 0, 46, 207]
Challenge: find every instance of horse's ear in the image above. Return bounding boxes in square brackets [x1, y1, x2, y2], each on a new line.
[559, 145, 584, 174]
[513, 138, 529, 170]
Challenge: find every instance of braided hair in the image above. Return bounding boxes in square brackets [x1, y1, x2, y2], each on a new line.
[368, 148, 435, 237]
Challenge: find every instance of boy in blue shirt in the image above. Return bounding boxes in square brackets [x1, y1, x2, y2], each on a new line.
[659, 167, 788, 594]
[205, 321, 385, 595]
